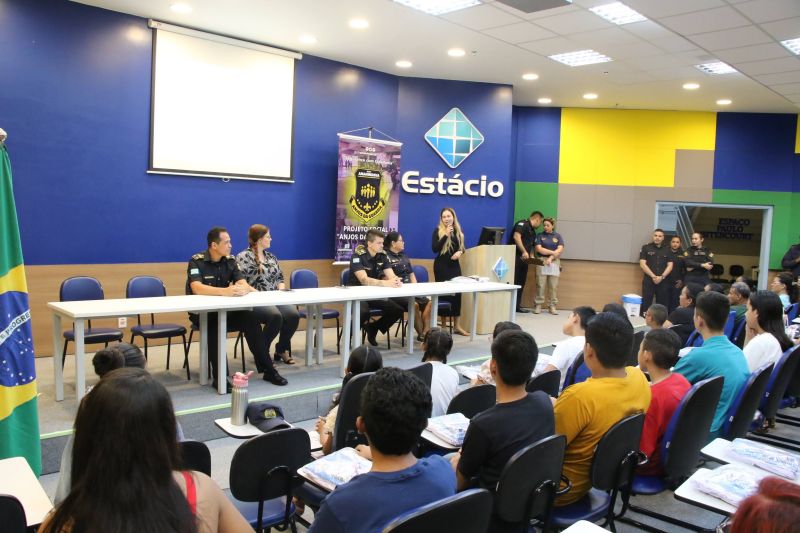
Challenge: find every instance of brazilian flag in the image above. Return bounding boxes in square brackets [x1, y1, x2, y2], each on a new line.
[0, 142, 41, 475]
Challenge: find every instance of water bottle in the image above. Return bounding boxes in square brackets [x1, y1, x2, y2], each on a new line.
[230, 371, 253, 426]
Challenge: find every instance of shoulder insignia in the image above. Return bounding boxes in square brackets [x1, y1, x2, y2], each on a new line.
[226, 255, 236, 260]
[517, 222, 524, 227]
[192, 253, 204, 260]
[552, 238, 558, 243]
[683, 251, 688, 257]
[354, 245, 366, 255]
[708, 253, 714, 258]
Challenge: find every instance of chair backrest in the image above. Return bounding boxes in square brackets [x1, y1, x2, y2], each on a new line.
[382, 488, 492, 533]
[412, 265, 429, 283]
[340, 268, 350, 287]
[446, 384, 496, 419]
[562, 353, 590, 391]
[494, 435, 566, 526]
[526, 370, 561, 397]
[787, 303, 800, 322]
[660, 377, 724, 479]
[0, 495, 26, 533]
[332, 372, 374, 451]
[60, 276, 104, 301]
[729, 264, 744, 278]
[407, 363, 433, 390]
[591, 413, 645, 492]
[722, 310, 736, 339]
[684, 330, 703, 348]
[126, 275, 167, 299]
[730, 318, 747, 346]
[628, 330, 645, 367]
[229, 428, 311, 503]
[290, 269, 319, 290]
[710, 264, 724, 276]
[179, 440, 211, 476]
[722, 363, 774, 440]
[760, 346, 800, 419]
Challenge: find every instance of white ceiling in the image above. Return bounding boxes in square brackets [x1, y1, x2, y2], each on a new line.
[72, 0, 800, 112]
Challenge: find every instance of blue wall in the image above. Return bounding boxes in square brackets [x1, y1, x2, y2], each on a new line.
[0, 0, 515, 265]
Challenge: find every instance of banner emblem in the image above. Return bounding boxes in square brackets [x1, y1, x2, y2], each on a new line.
[350, 168, 385, 221]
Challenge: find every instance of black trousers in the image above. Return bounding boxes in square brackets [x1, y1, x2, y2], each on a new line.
[192, 310, 274, 382]
[514, 255, 528, 308]
[252, 304, 300, 354]
[641, 277, 669, 315]
[668, 281, 682, 313]
[360, 299, 404, 333]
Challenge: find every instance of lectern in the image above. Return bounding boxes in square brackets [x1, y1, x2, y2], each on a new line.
[458, 245, 517, 335]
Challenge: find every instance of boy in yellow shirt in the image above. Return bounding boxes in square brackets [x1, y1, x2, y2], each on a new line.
[554, 312, 652, 505]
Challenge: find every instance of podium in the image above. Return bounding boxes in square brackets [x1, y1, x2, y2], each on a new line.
[458, 245, 517, 335]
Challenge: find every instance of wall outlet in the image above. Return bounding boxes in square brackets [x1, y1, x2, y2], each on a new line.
[118, 317, 127, 328]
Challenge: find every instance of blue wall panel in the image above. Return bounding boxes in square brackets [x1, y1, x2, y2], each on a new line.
[713, 112, 797, 192]
[511, 107, 561, 184]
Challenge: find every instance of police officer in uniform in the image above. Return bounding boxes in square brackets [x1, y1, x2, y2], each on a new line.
[638, 228, 674, 315]
[509, 210, 543, 313]
[781, 237, 800, 279]
[384, 231, 431, 341]
[666, 235, 685, 313]
[186, 227, 287, 391]
[683, 231, 714, 287]
[348, 229, 405, 346]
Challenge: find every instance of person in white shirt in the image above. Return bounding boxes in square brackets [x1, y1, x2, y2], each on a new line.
[541, 306, 597, 390]
[422, 328, 460, 417]
[743, 291, 794, 372]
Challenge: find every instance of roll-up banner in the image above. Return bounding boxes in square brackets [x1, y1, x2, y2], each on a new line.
[334, 134, 402, 263]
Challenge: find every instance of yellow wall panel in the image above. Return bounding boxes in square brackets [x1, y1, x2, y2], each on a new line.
[559, 109, 717, 187]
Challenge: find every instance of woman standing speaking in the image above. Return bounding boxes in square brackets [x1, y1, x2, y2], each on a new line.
[432, 207, 469, 336]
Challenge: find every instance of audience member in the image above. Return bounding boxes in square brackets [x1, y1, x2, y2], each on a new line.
[636, 329, 690, 476]
[704, 282, 724, 294]
[728, 281, 751, 327]
[471, 321, 522, 386]
[644, 304, 667, 330]
[384, 231, 432, 340]
[316, 345, 383, 455]
[673, 291, 749, 439]
[553, 312, 651, 505]
[451, 330, 554, 530]
[42, 368, 251, 533]
[602, 302, 629, 322]
[542, 306, 596, 390]
[664, 282, 704, 346]
[421, 328, 459, 417]
[729, 476, 800, 533]
[770, 272, 794, 307]
[309, 368, 455, 533]
[743, 291, 794, 372]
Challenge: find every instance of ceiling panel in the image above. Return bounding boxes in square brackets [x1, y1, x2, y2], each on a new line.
[759, 17, 800, 40]
[771, 82, 800, 95]
[650, 35, 703, 53]
[732, 0, 800, 24]
[659, 7, 751, 35]
[622, 20, 679, 40]
[481, 22, 557, 43]
[441, 3, 523, 30]
[714, 43, 793, 63]
[533, 10, 613, 35]
[688, 25, 772, 51]
[569, 27, 642, 47]
[624, 0, 727, 19]
[755, 71, 800, 85]
[736, 57, 800, 76]
[518, 35, 582, 55]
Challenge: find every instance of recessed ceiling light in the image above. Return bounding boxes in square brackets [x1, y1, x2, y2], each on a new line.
[682, 82, 700, 90]
[522, 73, 539, 81]
[549, 50, 613, 67]
[349, 18, 369, 29]
[298, 34, 317, 44]
[538, 97, 552, 104]
[447, 48, 466, 58]
[392, 0, 481, 16]
[716, 99, 732, 106]
[583, 93, 598, 100]
[170, 3, 192, 14]
[395, 60, 413, 68]
[695, 62, 737, 75]
[780, 37, 800, 55]
[590, 2, 646, 25]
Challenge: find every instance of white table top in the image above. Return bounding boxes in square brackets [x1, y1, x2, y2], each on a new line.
[420, 428, 460, 450]
[674, 468, 738, 516]
[561, 521, 608, 532]
[701, 438, 800, 482]
[214, 418, 322, 450]
[0, 457, 53, 526]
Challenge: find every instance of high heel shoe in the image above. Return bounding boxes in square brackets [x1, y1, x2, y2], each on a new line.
[274, 352, 296, 365]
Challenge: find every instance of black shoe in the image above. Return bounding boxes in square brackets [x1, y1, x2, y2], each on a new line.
[516, 307, 531, 314]
[211, 379, 233, 394]
[263, 371, 288, 386]
[365, 323, 379, 347]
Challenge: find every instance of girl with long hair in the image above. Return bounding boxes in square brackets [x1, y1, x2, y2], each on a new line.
[744, 290, 794, 371]
[432, 207, 469, 335]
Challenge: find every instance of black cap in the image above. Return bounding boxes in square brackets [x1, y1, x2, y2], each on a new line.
[246, 402, 291, 433]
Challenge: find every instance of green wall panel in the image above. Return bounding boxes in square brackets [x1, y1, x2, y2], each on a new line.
[514, 182, 558, 222]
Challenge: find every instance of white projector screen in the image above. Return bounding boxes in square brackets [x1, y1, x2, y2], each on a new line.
[149, 22, 299, 181]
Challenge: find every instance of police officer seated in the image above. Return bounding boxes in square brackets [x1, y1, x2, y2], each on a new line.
[384, 231, 432, 341]
[348, 229, 405, 346]
[186, 226, 287, 391]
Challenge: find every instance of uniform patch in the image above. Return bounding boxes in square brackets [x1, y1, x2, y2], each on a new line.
[352, 258, 360, 263]
[190, 268, 200, 275]
[553, 238, 559, 243]
[517, 222, 524, 226]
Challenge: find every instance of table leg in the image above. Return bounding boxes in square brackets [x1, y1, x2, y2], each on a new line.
[353, 301, 361, 348]
[53, 314, 63, 402]
[217, 311, 227, 395]
[509, 289, 517, 323]
[430, 295, 439, 328]
[316, 304, 324, 365]
[406, 297, 415, 355]
[199, 312, 208, 385]
[305, 307, 314, 366]
[342, 301, 352, 378]
[471, 293, 478, 341]
[74, 319, 85, 401]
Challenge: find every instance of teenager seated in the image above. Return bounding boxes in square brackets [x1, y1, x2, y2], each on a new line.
[743, 290, 794, 372]
[451, 330, 554, 494]
[673, 291, 749, 440]
[664, 283, 704, 346]
[470, 321, 522, 386]
[554, 312, 651, 506]
[542, 306, 596, 390]
[422, 328, 460, 417]
[636, 328, 690, 476]
[310, 368, 454, 532]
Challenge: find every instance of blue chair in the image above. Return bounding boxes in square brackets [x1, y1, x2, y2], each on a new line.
[60, 276, 123, 366]
[723, 310, 736, 339]
[126, 276, 188, 376]
[730, 317, 747, 347]
[562, 352, 590, 392]
[412, 265, 453, 334]
[340, 268, 392, 349]
[550, 413, 645, 531]
[684, 330, 703, 348]
[618, 377, 723, 531]
[787, 303, 799, 322]
[747, 346, 800, 451]
[382, 488, 492, 533]
[290, 269, 341, 353]
[721, 363, 774, 440]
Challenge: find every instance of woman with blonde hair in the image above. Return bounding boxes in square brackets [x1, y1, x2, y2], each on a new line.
[432, 207, 469, 335]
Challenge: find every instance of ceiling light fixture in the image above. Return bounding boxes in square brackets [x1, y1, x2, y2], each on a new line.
[170, 3, 192, 14]
[298, 34, 317, 44]
[695, 62, 737, 75]
[716, 99, 732, 106]
[448, 48, 466, 57]
[780, 37, 800, 55]
[682, 82, 700, 90]
[396, 60, 413, 68]
[522, 73, 539, 81]
[589, 2, 646, 25]
[583, 93, 598, 100]
[538, 97, 552, 104]
[349, 18, 369, 29]
[392, 0, 481, 16]
[549, 49, 612, 67]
